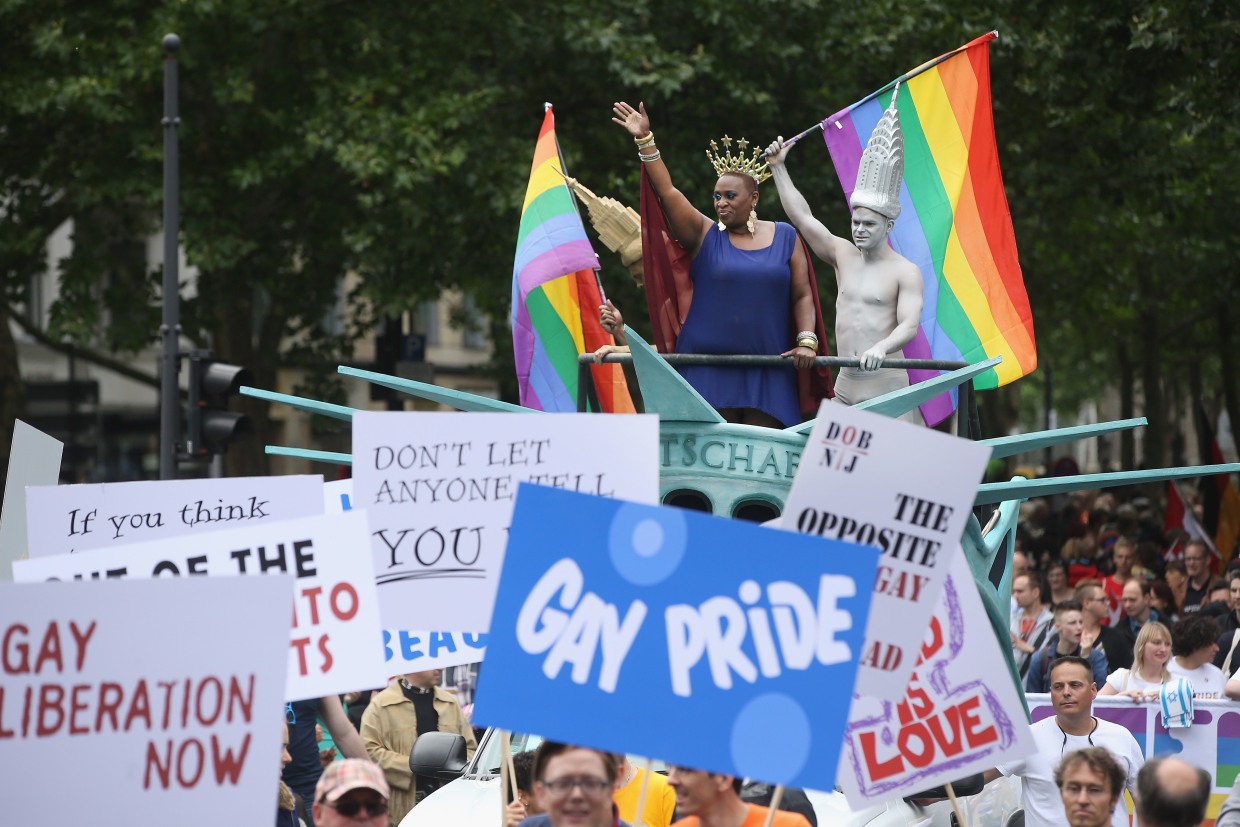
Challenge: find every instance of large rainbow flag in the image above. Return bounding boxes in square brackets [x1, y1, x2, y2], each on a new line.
[511, 107, 635, 413]
[823, 32, 1035, 425]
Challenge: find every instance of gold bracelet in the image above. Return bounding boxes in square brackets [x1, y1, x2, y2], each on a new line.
[634, 131, 655, 148]
[797, 338, 817, 350]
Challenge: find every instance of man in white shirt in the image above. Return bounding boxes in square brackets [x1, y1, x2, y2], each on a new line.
[984, 656, 1143, 827]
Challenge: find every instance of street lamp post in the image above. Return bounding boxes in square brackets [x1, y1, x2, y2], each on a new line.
[159, 33, 181, 480]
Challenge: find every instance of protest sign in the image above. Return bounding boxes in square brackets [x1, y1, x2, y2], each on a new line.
[14, 511, 387, 701]
[352, 411, 659, 632]
[25, 474, 324, 557]
[782, 402, 991, 699]
[837, 552, 1033, 806]
[383, 629, 488, 671]
[0, 420, 63, 580]
[0, 576, 291, 826]
[473, 485, 879, 790]
[322, 477, 489, 671]
[324, 478, 353, 513]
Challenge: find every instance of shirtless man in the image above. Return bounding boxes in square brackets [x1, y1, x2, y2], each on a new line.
[764, 133, 922, 414]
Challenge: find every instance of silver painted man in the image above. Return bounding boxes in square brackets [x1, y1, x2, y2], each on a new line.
[765, 90, 922, 416]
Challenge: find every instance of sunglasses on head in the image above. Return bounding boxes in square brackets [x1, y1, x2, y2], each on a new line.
[325, 796, 388, 818]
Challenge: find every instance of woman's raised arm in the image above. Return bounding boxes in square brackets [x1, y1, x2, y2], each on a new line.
[612, 100, 711, 256]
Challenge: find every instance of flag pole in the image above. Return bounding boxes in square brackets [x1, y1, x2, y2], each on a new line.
[631, 757, 653, 827]
[778, 31, 999, 149]
[945, 782, 970, 827]
[546, 102, 608, 305]
[500, 730, 512, 825]
[761, 785, 785, 827]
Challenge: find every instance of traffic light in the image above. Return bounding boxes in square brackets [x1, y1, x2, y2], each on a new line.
[184, 350, 254, 458]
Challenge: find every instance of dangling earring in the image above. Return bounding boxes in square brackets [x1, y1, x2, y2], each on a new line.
[717, 220, 726, 231]
[746, 209, 757, 236]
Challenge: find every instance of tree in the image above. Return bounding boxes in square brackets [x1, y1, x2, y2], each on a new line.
[2, 0, 1236, 490]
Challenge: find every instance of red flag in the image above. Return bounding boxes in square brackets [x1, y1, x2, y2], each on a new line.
[1195, 401, 1240, 570]
[1165, 480, 1218, 560]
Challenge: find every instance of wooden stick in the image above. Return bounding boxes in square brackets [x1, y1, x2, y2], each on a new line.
[761, 785, 785, 827]
[500, 730, 513, 825]
[630, 757, 653, 827]
[945, 782, 968, 827]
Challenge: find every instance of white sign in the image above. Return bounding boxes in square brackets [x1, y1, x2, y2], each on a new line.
[782, 402, 991, 699]
[324, 478, 354, 513]
[836, 552, 1033, 805]
[0, 420, 64, 580]
[24, 474, 325, 558]
[321, 478, 489, 671]
[14, 512, 387, 702]
[0, 576, 292, 826]
[352, 412, 659, 632]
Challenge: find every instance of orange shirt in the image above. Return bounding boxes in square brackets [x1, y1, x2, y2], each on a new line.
[672, 803, 812, 827]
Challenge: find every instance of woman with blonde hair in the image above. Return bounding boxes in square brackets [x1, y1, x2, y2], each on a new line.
[1099, 621, 1173, 701]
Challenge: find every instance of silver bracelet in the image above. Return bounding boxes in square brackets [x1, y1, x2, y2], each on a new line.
[639, 150, 661, 163]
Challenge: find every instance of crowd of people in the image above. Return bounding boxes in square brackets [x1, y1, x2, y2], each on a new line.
[279, 669, 814, 827]
[1008, 490, 1240, 701]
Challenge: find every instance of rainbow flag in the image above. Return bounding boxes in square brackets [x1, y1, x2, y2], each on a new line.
[823, 32, 1035, 425]
[511, 107, 635, 413]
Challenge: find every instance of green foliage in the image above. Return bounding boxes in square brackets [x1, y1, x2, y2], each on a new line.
[1, 0, 1236, 466]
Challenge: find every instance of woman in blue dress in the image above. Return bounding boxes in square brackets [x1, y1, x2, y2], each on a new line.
[611, 100, 822, 428]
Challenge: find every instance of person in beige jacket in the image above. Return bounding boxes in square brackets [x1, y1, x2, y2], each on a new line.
[360, 669, 477, 825]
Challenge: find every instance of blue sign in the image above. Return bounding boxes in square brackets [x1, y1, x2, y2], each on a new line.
[472, 485, 879, 790]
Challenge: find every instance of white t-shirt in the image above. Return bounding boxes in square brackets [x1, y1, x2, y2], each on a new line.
[997, 715, 1143, 827]
[1105, 668, 1165, 695]
[1168, 658, 1228, 697]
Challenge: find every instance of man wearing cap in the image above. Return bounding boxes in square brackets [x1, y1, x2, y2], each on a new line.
[314, 759, 391, 827]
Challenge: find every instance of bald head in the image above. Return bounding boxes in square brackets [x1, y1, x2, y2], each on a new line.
[1136, 757, 1210, 827]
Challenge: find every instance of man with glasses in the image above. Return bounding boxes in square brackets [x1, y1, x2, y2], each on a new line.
[1054, 747, 1126, 827]
[984, 657, 1143, 827]
[524, 742, 630, 827]
[1183, 539, 1213, 614]
[313, 759, 391, 827]
[666, 765, 811, 827]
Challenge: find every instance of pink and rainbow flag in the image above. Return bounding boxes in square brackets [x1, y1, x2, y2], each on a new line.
[511, 107, 635, 413]
[823, 32, 1035, 425]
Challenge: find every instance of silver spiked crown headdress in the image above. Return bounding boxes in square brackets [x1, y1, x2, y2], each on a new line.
[850, 83, 904, 221]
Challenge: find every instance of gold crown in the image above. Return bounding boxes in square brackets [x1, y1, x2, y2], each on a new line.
[705, 135, 771, 185]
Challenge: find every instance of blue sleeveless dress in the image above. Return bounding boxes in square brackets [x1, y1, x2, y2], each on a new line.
[675, 222, 799, 427]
